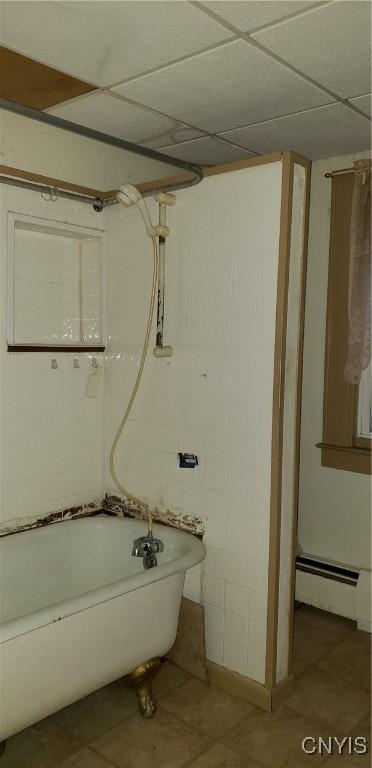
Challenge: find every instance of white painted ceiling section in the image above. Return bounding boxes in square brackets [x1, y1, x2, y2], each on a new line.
[1, 0, 371, 165]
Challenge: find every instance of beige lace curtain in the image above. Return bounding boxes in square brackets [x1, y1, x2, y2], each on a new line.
[344, 159, 371, 384]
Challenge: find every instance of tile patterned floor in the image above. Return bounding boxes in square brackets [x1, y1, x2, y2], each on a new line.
[2, 605, 371, 767]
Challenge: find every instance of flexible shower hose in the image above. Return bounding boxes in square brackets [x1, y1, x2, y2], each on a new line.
[109, 235, 159, 516]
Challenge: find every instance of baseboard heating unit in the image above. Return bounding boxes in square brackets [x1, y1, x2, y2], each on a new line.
[296, 555, 359, 586]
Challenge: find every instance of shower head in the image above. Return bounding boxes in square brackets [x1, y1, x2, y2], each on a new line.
[116, 184, 142, 207]
[116, 184, 156, 237]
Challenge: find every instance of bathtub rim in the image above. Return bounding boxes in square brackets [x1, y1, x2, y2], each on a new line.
[0, 516, 205, 644]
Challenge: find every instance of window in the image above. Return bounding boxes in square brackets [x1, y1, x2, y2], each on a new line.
[7, 213, 105, 351]
[319, 171, 371, 475]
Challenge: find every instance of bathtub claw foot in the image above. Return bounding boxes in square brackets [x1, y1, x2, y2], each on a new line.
[127, 658, 161, 718]
[137, 685, 157, 718]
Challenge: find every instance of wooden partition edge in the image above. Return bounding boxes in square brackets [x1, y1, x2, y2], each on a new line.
[271, 673, 296, 710]
[265, 152, 295, 689]
[287, 160, 312, 675]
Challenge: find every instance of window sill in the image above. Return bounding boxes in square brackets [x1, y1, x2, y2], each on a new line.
[317, 442, 371, 475]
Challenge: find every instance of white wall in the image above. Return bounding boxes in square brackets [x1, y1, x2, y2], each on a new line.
[298, 152, 371, 572]
[0, 186, 105, 523]
[0, 109, 182, 192]
[104, 163, 283, 683]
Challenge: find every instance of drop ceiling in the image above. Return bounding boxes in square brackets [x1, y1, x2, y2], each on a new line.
[0, 0, 371, 165]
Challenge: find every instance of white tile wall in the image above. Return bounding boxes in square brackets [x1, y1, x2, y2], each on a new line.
[247, 649, 266, 682]
[0, 188, 105, 523]
[223, 639, 247, 676]
[225, 582, 250, 618]
[104, 162, 283, 683]
[205, 631, 224, 666]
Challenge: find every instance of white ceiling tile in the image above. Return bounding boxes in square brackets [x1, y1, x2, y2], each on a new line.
[47, 91, 204, 148]
[253, 2, 372, 99]
[349, 94, 372, 119]
[158, 137, 255, 166]
[0, 1, 231, 87]
[200, 1, 318, 32]
[219, 104, 371, 160]
[143, 126, 207, 151]
[115, 40, 330, 133]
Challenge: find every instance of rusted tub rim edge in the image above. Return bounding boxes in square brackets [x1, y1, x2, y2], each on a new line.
[0, 495, 205, 540]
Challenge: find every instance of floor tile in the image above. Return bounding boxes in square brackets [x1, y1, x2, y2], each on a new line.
[160, 678, 255, 738]
[54, 747, 113, 767]
[293, 620, 345, 672]
[293, 655, 310, 677]
[0, 719, 81, 768]
[350, 713, 371, 749]
[294, 606, 355, 637]
[320, 732, 371, 767]
[47, 679, 136, 743]
[352, 628, 372, 651]
[282, 745, 368, 767]
[287, 667, 370, 731]
[153, 661, 190, 698]
[316, 712, 371, 765]
[90, 709, 211, 768]
[318, 632, 371, 692]
[317, 714, 371, 765]
[321, 754, 370, 766]
[187, 742, 263, 767]
[352, 714, 372, 734]
[225, 705, 332, 768]
[282, 737, 342, 768]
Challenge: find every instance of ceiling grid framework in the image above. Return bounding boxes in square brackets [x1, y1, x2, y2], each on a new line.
[0, 0, 371, 164]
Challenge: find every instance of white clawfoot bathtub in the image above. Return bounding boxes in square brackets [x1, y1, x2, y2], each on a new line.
[0, 516, 205, 741]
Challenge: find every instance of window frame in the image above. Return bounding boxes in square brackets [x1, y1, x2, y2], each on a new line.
[318, 172, 371, 475]
[7, 211, 106, 352]
[356, 362, 372, 446]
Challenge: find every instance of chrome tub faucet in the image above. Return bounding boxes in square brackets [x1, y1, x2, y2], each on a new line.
[132, 510, 164, 569]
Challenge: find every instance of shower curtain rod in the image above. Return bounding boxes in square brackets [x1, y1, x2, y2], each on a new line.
[324, 167, 356, 178]
[0, 97, 204, 199]
[0, 173, 104, 208]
